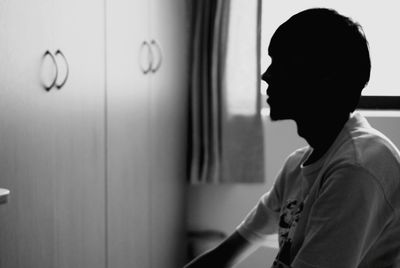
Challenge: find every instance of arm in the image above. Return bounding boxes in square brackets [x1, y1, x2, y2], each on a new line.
[184, 172, 283, 267]
[184, 230, 258, 268]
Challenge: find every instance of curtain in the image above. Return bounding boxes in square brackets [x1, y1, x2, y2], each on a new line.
[189, 0, 264, 183]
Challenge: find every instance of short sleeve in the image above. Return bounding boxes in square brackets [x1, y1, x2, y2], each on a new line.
[236, 166, 284, 243]
[292, 165, 393, 268]
[236, 151, 303, 244]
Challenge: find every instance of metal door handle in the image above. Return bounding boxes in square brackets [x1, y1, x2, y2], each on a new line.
[139, 41, 153, 74]
[55, 50, 69, 89]
[150, 39, 162, 73]
[0, 188, 10, 205]
[42, 50, 58, 91]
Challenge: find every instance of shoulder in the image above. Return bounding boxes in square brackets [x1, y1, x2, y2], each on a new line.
[331, 127, 400, 172]
[326, 116, 400, 211]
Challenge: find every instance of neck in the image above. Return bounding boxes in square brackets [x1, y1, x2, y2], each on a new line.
[296, 112, 350, 165]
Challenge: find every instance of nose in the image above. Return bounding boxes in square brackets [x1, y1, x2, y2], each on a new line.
[261, 66, 271, 84]
[262, 65, 273, 97]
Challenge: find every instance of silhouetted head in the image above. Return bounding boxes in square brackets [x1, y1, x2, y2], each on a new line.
[262, 8, 371, 122]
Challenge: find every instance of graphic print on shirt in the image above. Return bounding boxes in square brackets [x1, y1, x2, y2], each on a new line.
[271, 198, 304, 268]
[278, 199, 304, 247]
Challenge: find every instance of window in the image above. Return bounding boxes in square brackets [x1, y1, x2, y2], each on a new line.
[261, 0, 400, 110]
[225, 0, 261, 116]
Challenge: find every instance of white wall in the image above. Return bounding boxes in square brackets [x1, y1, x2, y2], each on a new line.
[186, 112, 400, 267]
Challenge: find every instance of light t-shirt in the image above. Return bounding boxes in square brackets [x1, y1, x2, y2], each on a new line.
[236, 113, 400, 268]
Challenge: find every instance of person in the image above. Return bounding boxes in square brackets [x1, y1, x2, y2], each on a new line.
[184, 8, 400, 268]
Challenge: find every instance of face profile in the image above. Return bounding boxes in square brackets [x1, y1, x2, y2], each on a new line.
[261, 8, 371, 123]
[262, 53, 311, 121]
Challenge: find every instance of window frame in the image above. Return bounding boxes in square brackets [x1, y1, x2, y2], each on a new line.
[357, 96, 400, 110]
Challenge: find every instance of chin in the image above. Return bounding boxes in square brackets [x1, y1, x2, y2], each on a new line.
[269, 113, 280, 121]
[269, 109, 292, 121]
[269, 113, 285, 121]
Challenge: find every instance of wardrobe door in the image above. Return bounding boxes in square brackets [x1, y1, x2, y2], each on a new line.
[52, 0, 106, 267]
[0, 1, 57, 267]
[149, 0, 189, 266]
[106, 0, 151, 267]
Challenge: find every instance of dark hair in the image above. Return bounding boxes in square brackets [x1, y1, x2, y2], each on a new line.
[269, 8, 371, 112]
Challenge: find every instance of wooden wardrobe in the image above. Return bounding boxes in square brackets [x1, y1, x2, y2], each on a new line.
[0, 0, 188, 267]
